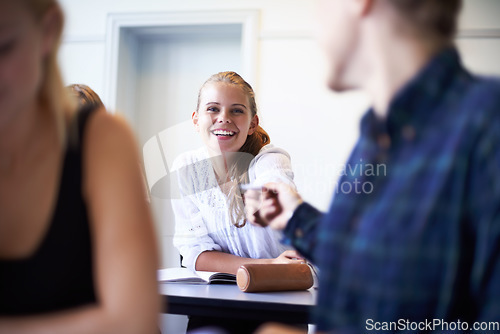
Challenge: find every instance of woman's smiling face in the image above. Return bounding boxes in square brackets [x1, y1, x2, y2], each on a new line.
[193, 82, 258, 155]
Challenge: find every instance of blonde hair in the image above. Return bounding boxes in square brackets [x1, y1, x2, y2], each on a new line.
[25, 0, 74, 146]
[197, 72, 270, 227]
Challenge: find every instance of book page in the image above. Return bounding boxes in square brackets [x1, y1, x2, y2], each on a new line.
[158, 268, 236, 284]
[158, 267, 207, 283]
[195, 270, 220, 282]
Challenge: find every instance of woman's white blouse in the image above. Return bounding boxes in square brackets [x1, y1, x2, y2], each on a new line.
[171, 145, 295, 271]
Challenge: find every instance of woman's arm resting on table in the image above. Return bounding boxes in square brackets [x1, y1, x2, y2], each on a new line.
[196, 249, 304, 275]
[0, 112, 161, 334]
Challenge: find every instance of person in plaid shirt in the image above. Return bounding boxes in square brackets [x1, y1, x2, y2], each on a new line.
[245, 0, 500, 333]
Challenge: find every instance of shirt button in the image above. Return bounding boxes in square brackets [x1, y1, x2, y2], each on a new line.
[295, 228, 304, 238]
[402, 125, 416, 141]
[377, 134, 391, 150]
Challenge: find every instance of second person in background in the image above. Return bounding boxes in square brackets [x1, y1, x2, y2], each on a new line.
[172, 71, 303, 276]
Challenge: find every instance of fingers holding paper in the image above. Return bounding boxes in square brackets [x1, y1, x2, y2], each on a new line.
[244, 182, 303, 231]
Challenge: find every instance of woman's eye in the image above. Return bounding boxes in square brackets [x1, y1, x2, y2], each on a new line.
[207, 107, 219, 113]
[233, 109, 244, 114]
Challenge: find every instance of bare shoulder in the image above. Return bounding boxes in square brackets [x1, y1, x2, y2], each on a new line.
[80, 110, 145, 203]
[83, 111, 143, 174]
[85, 111, 138, 152]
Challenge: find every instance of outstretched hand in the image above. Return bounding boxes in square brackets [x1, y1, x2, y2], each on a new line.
[244, 182, 303, 231]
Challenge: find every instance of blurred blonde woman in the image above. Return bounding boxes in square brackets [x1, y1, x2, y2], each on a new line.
[0, 1, 160, 333]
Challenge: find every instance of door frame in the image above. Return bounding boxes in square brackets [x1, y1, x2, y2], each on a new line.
[104, 10, 259, 112]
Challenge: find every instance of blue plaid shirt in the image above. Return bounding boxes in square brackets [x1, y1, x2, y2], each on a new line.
[285, 47, 500, 333]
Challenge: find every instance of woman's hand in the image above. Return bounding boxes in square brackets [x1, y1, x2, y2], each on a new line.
[245, 182, 303, 230]
[272, 250, 305, 264]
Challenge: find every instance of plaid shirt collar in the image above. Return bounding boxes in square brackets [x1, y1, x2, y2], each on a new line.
[361, 47, 464, 145]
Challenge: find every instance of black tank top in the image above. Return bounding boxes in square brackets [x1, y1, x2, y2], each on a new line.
[0, 106, 96, 315]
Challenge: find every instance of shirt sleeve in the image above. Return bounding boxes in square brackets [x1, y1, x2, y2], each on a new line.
[468, 107, 500, 327]
[249, 145, 296, 188]
[171, 155, 221, 271]
[250, 146, 322, 261]
[283, 202, 324, 263]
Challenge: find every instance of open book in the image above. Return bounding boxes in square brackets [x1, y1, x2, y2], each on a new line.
[158, 267, 236, 284]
